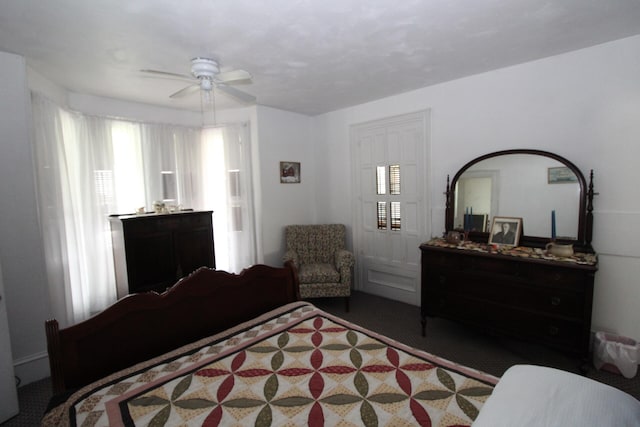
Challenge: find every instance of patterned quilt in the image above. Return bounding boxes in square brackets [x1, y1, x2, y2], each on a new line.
[43, 302, 497, 426]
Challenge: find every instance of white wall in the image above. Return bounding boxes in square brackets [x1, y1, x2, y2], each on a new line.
[28, 67, 68, 107]
[0, 52, 52, 384]
[316, 35, 640, 342]
[255, 105, 317, 266]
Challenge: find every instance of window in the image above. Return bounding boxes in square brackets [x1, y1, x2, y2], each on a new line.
[390, 201, 401, 230]
[376, 165, 402, 230]
[161, 171, 177, 203]
[229, 170, 242, 231]
[229, 170, 241, 198]
[389, 164, 400, 195]
[94, 170, 114, 207]
[377, 201, 387, 229]
[376, 166, 386, 195]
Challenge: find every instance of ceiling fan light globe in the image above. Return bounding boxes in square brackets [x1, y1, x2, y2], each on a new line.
[200, 78, 213, 91]
[190, 57, 219, 78]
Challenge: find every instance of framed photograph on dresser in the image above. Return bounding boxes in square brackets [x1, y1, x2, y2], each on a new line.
[488, 216, 522, 246]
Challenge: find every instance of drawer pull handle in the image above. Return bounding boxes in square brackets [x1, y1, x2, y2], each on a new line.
[549, 326, 559, 336]
[553, 273, 563, 281]
[438, 275, 446, 285]
[551, 296, 561, 306]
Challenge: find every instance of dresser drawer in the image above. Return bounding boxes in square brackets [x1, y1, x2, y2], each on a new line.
[423, 293, 584, 352]
[423, 270, 585, 319]
[468, 256, 586, 291]
[525, 264, 585, 290]
[422, 251, 464, 269]
[468, 256, 522, 277]
[123, 217, 164, 234]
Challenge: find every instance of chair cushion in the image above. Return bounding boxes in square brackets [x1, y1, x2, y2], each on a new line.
[285, 224, 346, 265]
[298, 263, 340, 284]
[299, 283, 350, 299]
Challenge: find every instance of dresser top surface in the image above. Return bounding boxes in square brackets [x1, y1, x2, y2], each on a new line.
[421, 238, 598, 268]
[109, 210, 212, 221]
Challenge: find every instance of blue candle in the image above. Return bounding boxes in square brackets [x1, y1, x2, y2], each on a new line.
[551, 210, 556, 240]
[470, 207, 473, 230]
[465, 207, 469, 231]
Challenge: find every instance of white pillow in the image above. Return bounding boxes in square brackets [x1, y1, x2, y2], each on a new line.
[473, 365, 640, 427]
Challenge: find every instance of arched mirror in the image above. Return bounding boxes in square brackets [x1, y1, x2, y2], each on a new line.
[445, 149, 594, 251]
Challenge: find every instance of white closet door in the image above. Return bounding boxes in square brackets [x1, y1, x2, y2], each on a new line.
[351, 111, 430, 305]
[0, 262, 19, 422]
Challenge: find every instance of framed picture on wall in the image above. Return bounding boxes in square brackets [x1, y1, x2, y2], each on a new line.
[488, 216, 522, 246]
[548, 166, 578, 184]
[280, 161, 301, 183]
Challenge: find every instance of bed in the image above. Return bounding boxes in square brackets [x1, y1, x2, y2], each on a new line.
[42, 262, 639, 426]
[474, 364, 640, 426]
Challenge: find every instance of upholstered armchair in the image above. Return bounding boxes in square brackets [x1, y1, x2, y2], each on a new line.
[283, 224, 354, 311]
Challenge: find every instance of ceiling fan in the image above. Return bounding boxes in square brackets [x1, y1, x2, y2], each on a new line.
[141, 57, 256, 104]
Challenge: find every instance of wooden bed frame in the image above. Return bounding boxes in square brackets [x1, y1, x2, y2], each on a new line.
[45, 262, 299, 395]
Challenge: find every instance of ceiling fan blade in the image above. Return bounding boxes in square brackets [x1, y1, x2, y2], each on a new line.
[169, 84, 200, 99]
[141, 69, 194, 82]
[216, 84, 256, 103]
[216, 69, 252, 84]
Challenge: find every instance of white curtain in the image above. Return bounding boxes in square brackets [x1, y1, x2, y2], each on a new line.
[202, 124, 257, 273]
[30, 93, 256, 326]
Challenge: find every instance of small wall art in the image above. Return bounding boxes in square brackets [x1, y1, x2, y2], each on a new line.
[280, 161, 301, 183]
[548, 166, 578, 184]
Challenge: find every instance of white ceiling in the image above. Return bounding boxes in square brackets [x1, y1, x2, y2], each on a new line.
[1, 0, 640, 116]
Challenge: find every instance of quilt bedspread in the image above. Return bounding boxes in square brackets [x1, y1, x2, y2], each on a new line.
[43, 302, 497, 427]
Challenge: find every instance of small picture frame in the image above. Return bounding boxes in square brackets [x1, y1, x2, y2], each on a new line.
[548, 166, 578, 184]
[488, 216, 522, 246]
[470, 213, 489, 232]
[280, 161, 301, 183]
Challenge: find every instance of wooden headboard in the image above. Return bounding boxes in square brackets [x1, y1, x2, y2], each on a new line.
[45, 262, 300, 395]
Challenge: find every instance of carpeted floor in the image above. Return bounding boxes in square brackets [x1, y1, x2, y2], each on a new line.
[2, 290, 638, 425]
[1, 376, 51, 426]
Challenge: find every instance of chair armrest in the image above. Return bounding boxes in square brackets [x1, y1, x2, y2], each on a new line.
[335, 249, 354, 270]
[335, 249, 354, 287]
[283, 250, 299, 268]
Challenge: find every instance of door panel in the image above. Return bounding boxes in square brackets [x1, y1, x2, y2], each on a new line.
[351, 111, 430, 305]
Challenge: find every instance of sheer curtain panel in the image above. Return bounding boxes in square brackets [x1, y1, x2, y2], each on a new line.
[31, 95, 118, 325]
[202, 124, 257, 273]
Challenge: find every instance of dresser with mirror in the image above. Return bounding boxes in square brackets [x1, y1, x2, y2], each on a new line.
[420, 149, 597, 365]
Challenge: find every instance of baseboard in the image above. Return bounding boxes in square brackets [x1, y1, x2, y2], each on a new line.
[13, 351, 49, 387]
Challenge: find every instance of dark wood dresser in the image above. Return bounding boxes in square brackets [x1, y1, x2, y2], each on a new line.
[110, 210, 215, 298]
[420, 239, 598, 360]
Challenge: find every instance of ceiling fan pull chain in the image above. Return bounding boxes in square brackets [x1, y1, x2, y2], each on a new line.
[200, 88, 206, 127]
[200, 83, 217, 126]
[212, 90, 217, 126]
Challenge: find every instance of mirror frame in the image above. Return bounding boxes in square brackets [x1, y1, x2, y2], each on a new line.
[445, 149, 595, 252]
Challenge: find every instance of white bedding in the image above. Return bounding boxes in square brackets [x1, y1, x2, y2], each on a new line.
[473, 365, 640, 426]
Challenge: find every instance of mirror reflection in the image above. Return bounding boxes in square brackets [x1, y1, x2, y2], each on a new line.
[454, 154, 580, 238]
